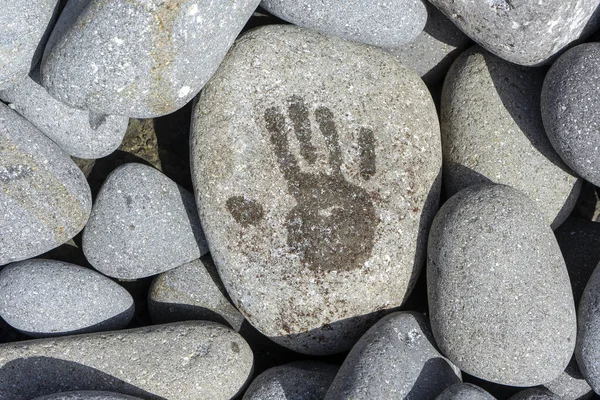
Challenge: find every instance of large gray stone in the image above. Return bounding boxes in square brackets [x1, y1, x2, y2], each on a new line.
[0, 0, 59, 90]
[243, 361, 338, 400]
[0, 102, 92, 266]
[428, 184, 576, 386]
[540, 356, 593, 400]
[0, 67, 128, 159]
[436, 383, 495, 400]
[148, 256, 244, 331]
[259, 0, 427, 48]
[542, 43, 600, 187]
[83, 163, 208, 279]
[324, 312, 461, 400]
[508, 389, 561, 400]
[388, 3, 472, 86]
[33, 392, 142, 400]
[0, 321, 253, 400]
[191, 25, 442, 355]
[0, 259, 133, 337]
[428, 0, 600, 66]
[41, 0, 260, 118]
[576, 262, 600, 394]
[441, 46, 580, 229]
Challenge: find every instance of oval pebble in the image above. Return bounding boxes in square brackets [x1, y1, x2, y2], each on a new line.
[83, 163, 209, 279]
[243, 361, 338, 400]
[324, 312, 461, 400]
[441, 46, 580, 228]
[33, 392, 143, 400]
[436, 383, 495, 400]
[508, 388, 561, 400]
[576, 262, 600, 394]
[540, 356, 593, 400]
[0, 102, 92, 266]
[0, 321, 253, 400]
[541, 43, 600, 187]
[428, 184, 576, 386]
[0, 259, 133, 337]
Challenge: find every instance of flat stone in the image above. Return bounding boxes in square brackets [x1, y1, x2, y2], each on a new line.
[191, 25, 442, 355]
[243, 361, 338, 400]
[325, 312, 461, 399]
[542, 43, 600, 187]
[428, 184, 576, 386]
[33, 392, 143, 400]
[0, 67, 128, 159]
[508, 389, 561, 400]
[148, 256, 244, 331]
[428, 1, 600, 66]
[541, 356, 593, 400]
[260, 0, 426, 48]
[436, 383, 495, 400]
[41, 0, 260, 118]
[0, 321, 253, 400]
[83, 163, 209, 279]
[554, 218, 600, 306]
[387, 3, 472, 86]
[0, 102, 92, 266]
[441, 46, 580, 229]
[0, 259, 134, 337]
[0, 0, 59, 90]
[576, 262, 600, 394]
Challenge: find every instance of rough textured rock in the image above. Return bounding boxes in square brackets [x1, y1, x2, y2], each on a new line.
[388, 3, 472, 86]
[0, 102, 92, 266]
[436, 383, 496, 400]
[83, 163, 208, 279]
[508, 388, 562, 400]
[0, 321, 253, 400]
[0, 67, 128, 159]
[428, 184, 576, 386]
[441, 46, 580, 228]
[541, 357, 593, 400]
[324, 312, 461, 399]
[259, 0, 427, 48]
[148, 256, 244, 330]
[191, 25, 442, 355]
[33, 392, 143, 400]
[243, 361, 338, 400]
[428, 0, 600, 66]
[0, 259, 133, 337]
[576, 263, 600, 394]
[0, 0, 59, 90]
[554, 218, 600, 306]
[542, 43, 600, 187]
[41, 0, 260, 118]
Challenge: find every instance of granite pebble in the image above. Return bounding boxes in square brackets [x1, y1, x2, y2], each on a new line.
[508, 388, 562, 400]
[540, 356, 593, 400]
[576, 262, 600, 394]
[33, 392, 143, 400]
[0, 102, 92, 266]
[428, 184, 576, 386]
[436, 383, 496, 400]
[83, 163, 208, 279]
[192, 25, 442, 355]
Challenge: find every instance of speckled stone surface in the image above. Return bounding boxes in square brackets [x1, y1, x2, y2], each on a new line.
[540, 356, 593, 400]
[0, 102, 92, 266]
[148, 256, 244, 331]
[388, 3, 472, 86]
[243, 361, 338, 400]
[576, 263, 600, 394]
[33, 391, 143, 400]
[0, 321, 253, 400]
[83, 163, 208, 279]
[41, 0, 260, 118]
[554, 218, 600, 306]
[191, 25, 442, 355]
[0, 259, 133, 337]
[259, 0, 426, 48]
[542, 43, 600, 187]
[428, 184, 576, 386]
[428, 0, 600, 66]
[441, 46, 580, 229]
[508, 388, 562, 400]
[0, 67, 128, 159]
[436, 383, 495, 400]
[0, 0, 59, 90]
[325, 312, 461, 400]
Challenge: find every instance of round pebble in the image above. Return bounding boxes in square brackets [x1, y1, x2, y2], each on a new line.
[32, 392, 143, 400]
[436, 383, 496, 400]
[576, 262, 600, 394]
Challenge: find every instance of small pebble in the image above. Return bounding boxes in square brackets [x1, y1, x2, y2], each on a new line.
[32, 392, 143, 400]
[436, 383, 496, 400]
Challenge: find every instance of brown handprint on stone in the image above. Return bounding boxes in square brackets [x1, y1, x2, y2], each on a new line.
[262, 96, 379, 272]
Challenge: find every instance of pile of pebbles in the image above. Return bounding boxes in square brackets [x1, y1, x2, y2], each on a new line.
[2, 0, 600, 399]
